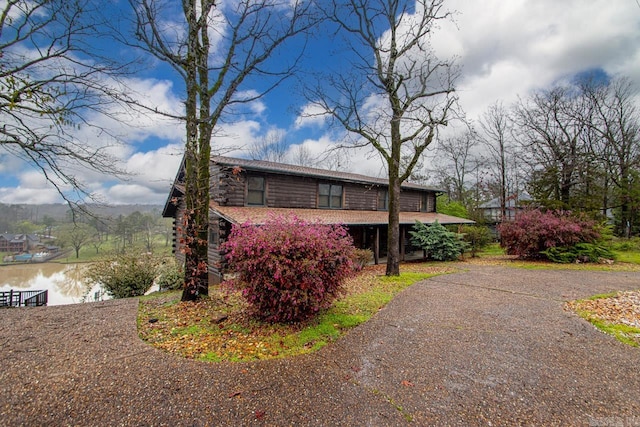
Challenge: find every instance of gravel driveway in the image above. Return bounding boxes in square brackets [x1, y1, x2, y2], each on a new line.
[1, 264, 639, 426]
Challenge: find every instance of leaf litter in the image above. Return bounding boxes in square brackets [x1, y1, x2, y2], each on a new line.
[137, 263, 454, 362]
[566, 290, 640, 346]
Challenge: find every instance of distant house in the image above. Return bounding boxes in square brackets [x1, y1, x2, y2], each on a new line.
[478, 193, 532, 223]
[0, 234, 40, 253]
[163, 156, 474, 284]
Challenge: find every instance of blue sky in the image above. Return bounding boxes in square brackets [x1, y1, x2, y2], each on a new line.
[2, 0, 640, 205]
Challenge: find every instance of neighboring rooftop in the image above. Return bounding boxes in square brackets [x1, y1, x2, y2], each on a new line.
[479, 193, 532, 209]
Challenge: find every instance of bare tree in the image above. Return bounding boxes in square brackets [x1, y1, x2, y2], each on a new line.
[479, 101, 513, 220]
[513, 87, 588, 209]
[582, 77, 640, 236]
[290, 144, 316, 167]
[248, 130, 289, 163]
[128, 0, 318, 300]
[1, 0, 128, 209]
[433, 130, 479, 203]
[307, 0, 458, 275]
[59, 223, 93, 258]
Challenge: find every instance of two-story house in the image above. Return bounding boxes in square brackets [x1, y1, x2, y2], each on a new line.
[0, 234, 40, 253]
[478, 193, 533, 223]
[163, 156, 473, 284]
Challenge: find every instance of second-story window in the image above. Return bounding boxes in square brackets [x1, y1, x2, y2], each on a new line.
[318, 183, 343, 208]
[378, 190, 389, 210]
[420, 193, 432, 212]
[247, 176, 265, 206]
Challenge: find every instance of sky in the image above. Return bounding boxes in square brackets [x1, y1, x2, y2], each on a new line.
[2, 0, 640, 206]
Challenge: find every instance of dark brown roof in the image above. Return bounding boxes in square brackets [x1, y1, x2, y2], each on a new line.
[162, 184, 184, 218]
[211, 156, 443, 192]
[210, 203, 474, 226]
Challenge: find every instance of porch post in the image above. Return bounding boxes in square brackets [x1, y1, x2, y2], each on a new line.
[400, 225, 405, 261]
[373, 226, 380, 265]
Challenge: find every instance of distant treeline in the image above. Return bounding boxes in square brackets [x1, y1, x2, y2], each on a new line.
[0, 203, 164, 234]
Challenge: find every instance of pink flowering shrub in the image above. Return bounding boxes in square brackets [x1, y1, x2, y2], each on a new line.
[499, 209, 600, 259]
[220, 215, 360, 323]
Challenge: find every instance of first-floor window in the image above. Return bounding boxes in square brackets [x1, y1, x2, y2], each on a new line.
[318, 183, 343, 208]
[208, 229, 219, 245]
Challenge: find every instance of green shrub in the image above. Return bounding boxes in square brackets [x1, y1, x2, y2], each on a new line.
[460, 225, 492, 257]
[156, 259, 184, 291]
[353, 248, 374, 268]
[85, 253, 160, 299]
[542, 243, 616, 264]
[409, 220, 467, 261]
[610, 237, 640, 252]
[436, 195, 469, 218]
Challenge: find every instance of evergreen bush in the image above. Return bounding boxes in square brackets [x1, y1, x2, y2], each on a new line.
[86, 253, 159, 298]
[541, 243, 616, 263]
[460, 225, 492, 257]
[155, 259, 184, 291]
[409, 220, 466, 261]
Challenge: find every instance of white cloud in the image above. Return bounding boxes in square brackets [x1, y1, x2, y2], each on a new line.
[285, 134, 387, 178]
[232, 90, 267, 116]
[211, 119, 263, 155]
[0, 171, 68, 204]
[294, 103, 330, 129]
[0, 186, 62, 204]
[102, 183, 166, 205]
[432, 0, 640, 120]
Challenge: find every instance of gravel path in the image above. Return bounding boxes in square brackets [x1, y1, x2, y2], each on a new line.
[1, 265, 639, 426]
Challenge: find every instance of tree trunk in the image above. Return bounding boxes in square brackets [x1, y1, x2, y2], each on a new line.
[386, 181, 401, 275]
[181, 1, 209, 301]
[386, 160, 401, 276]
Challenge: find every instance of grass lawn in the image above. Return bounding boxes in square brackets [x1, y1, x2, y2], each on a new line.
[470, 239, 640, 270]
[55, 235, 172, 263]
[614, 251, 640, 264]
[138, 263, 456, 362]
[475, 242, 505, 257]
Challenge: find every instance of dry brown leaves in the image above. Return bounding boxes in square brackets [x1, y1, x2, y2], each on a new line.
[566, 290, 640, 346]
[138, 290, 293, 361]
[138, 263, 454, 362]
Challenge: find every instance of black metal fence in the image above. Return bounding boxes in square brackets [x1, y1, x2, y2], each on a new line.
[0, 290, 48, 307]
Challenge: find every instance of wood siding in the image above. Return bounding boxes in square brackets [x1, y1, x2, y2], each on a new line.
[170, 162, 442, 284]
[401, 191, 421, 212]
[173, 201, 186, 268]
[265, 174, 317, 208]
[211, 167, 435, 212]
[399, 190, 436, 213]
[211, 164, 246, 207]
[343, 183, 378, 210]
[427, 193, 435, 212]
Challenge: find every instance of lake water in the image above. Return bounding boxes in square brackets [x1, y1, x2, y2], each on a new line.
[0, 263, 104, 306]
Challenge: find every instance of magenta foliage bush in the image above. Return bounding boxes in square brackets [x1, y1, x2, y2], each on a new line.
[220, 215, 360, 323]
[499, 209, 600, 259]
